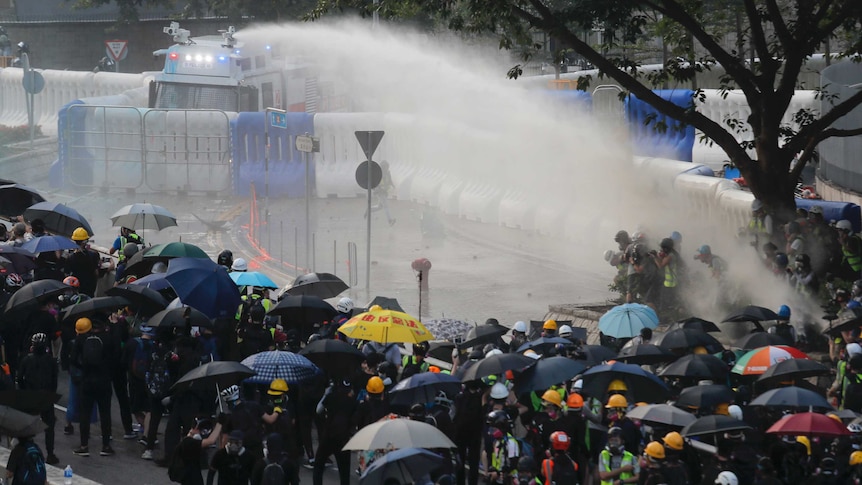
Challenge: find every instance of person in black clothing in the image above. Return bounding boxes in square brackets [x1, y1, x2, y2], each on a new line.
[21, 299, 59, 360]
[223, 383, 275, 460]
[264, 378, 299, 484]
[163, 333, 213, 462]
[312, 379, 357, 485]
[142, 334, 177, 461]
[238, 304, 274, 360]
[71, 318, 115, 457]
[16, 332, 59, 465]
[208, 429, 255, 485]
[177, 418, 222, 485]
[64, 229, 100, 297]
[107, 310, 136, 440]
[454, 381, 485, 485]
[251, 432, 293, 485]
[5, 435, 45, 485]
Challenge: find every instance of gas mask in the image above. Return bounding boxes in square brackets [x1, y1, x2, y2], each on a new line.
[226, 442, 243, 455]
[608, 437, 623, 454]
[192, 433, 203, 441]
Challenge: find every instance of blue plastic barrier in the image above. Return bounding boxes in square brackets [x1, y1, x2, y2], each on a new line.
[51, 100, 87, 188]
[626, 90, 695, 162]
[796, 199, 862, 233]
[543, 90, 593, 111]
[231, 112, 315, 197]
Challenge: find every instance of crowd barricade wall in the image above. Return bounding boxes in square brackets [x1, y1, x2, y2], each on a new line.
[312, 112, 386, 198]
[459, 182, 504, 224]
[231, 111, 313, 197]
[499, 190, 537, 231]
[626, 89, 696, 162]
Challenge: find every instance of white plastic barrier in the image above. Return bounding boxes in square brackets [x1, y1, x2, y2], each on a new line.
[715, 184, 756, 233]
[314, 112, 386, 198]
[459, 182, 504, 224]
[535, 205, 569, 237]
[381, 112, 420, 201]
[0, 69, 148, 134]
[499, 189, 537, 231]
[692, 90, 819, 170]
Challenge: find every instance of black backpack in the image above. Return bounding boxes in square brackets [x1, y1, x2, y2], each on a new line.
[145, 349, 172, 398]
[167, 441, 185, 483]
[261, 458, 286, 485]
[15, 441, 46, 485]
[845, 374, 862, 413]
[550, 455, 578, 485]
[82, 334, 104, 367]
[774, 324, 795, 345]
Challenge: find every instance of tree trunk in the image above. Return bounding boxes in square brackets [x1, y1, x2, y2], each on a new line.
[737, 150, 797, 225]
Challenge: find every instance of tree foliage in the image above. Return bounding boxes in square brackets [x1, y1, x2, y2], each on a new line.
[311, 0, 862, 219]
[71, 0, 318, 24]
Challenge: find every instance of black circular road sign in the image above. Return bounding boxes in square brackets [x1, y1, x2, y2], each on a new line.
[355, 161, 382, 190]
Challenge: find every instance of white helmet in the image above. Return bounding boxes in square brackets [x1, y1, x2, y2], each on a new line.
[336, 297, 354, 314]
[490, 382, 509, 400]
[513, 321, 527, 333]
[559, 325, 573, 338]
[848, 343, 862, 357]
[486, 349, 503, 358]
[715, 471, 738, 485]
[572, 379, 583, 390]
[231, 258, 248, 272]
[728, 405, 743, 421]
[837, 220, 854, 233]
[151, 261, 168, 274]
[603, 249, 614, 262]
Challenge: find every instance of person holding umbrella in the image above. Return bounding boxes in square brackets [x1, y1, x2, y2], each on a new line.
[64, 228, 100, 298]
[16, 332, 59, 465]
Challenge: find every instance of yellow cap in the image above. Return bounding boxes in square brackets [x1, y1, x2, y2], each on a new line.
[606, 394, 628, 409]
[267, 378, 289, 395]
[796, 436, 811, 455]
[75, 318, 92, 335]
[366, 376, 384, 394]
[541, 389, 562, 407]
[607, 379, 627, 392]
[644, 441, 665, 459]
[543, 319, 558, 331]
[663, 431, 683, 451]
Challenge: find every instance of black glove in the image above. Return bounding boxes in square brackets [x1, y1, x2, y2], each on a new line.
[217, 412, 228, 425]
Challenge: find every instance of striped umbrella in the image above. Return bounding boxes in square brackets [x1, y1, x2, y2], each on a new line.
[731, 345, 809, 375]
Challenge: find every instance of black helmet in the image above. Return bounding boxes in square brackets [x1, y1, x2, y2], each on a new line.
[122, 242, 139, 259]
[377, 361, 396, 379]
[517, 455, 536, 473]
[795, 253, 810, 266]
[249, 303, 266, 323]
[217, 249, 234, 267]
[614, 230, 630, 243]
[414, 341, 429, 356]
[660, 238, 674, 251]
[486, 410, 511, 431]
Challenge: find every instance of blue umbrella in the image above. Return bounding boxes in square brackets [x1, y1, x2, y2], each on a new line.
[581, 361, 670, 402]
[20, 235, 78, 254]
[23, 201, 93, 238]
[130, 272, 172, 291]
[360, 448, 443, 485]
[240, 350, 320, 384]
[229, 271, 279, 289]
[598, 303, 659, 338]
[164, 257, 242, 319]
[389, 372, 463, 406]
[516, 336, 573, 354]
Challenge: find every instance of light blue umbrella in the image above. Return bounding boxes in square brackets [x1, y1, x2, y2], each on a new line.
[229, 271, 278, 289]
[598, 303, 659, 338]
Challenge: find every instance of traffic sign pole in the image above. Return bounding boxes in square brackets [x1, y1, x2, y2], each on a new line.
[354, 130, 385, 294]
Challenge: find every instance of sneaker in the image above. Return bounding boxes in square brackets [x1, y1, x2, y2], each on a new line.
[137, 438, 148, 446]
[46, 454, 59, 465]
[123, 432, 137, 440]
[302, 458, 315, 470]
[100, 446, 115, 456]
[141, 449, 154, 460]
[64, 425, 74, 436]
[72, 446, 89, 457]
[132, 423, 143, 433]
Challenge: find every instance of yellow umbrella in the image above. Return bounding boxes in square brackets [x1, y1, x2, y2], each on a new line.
[338, 309, 434, 344]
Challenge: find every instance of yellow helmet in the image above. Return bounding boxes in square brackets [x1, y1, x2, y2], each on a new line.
[796, 436, 811, 456]
[606, 394, 628, 409]
[543, 319, 558, 331]
[662, 431, 684, 451]
[71, 227, 90, 242]
[693, 346, 708, 355]
[75, 317, 92, 334]
[541, 389, 562, 408]
[369, 305, 383, 312]
[827, 413, 843, 424]
[607, 379, 627, 392]
[644, 441, 665, 460]
[267, 378, 289, 395]
[366, 376, 384, 394]
[851, 451, 862, 466]
[715, 403, 730, 416]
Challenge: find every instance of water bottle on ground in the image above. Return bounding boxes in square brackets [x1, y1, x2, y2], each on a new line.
[64, 465, 73, 485]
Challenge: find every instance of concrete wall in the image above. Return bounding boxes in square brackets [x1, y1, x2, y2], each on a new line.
[1, 19, 228, 73]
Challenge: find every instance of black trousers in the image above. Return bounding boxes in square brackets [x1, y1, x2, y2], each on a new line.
[40, 407, 55, 455]
[79, 381, 113, 448]
[112, 370, 133, 434]
[457, 434, 482, 485]
[312, 433, 351, 485]
[145, 395, 164, 451]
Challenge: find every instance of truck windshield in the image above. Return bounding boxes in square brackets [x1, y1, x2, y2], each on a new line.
[153, 82, 238, 110]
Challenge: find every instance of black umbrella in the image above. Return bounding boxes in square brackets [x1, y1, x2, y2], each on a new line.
[0, 184, 45, 218]
[674, 384, 735, 409]
[653, 329, 724, 354]
[268, 295, 338, 328]
[0, 245, 36, 274]
[458, 353, 536, 382]
[513, 356, 586, 395]
[668, 317, 721, 333]
[734, 332, 790, 350]
[389, 373, 463, 406]
[823, 307, 862, 336]
[0, 390, 61, 414]
[660, 354, 728, 381]
[459, 323, 508, 349]
[756, 359, 831, 387]
[368, 296, 405, 312]
[749, 386, 833, 410]
[172, 361, 256, 392]
[427, 340, 456, 363]
[299, 339, 367, 377]
[285, 272, 349, 299]
[681, 415, 751, 438]
[22, 201, 93, 238]
[122, 246, 159, 277]
[0, 405, 46, 437]
[625, 403, 697, 428]
[147, 306, 213, 329]
[63, 295, 130, 322]
[616, 344, 677, 365]
[4, 279, 67, 315]
[106, 284, 169, 317]
[516, 337, 573, 355]
[723, 305, 780, 323]
[581, 362, 670, 402]
[573, 345, 617, 366]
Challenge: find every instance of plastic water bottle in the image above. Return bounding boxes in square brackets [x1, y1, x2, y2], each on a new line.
[63, 465, 73, 485]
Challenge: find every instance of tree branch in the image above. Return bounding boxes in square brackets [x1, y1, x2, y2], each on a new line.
[763, 0, 794, 48]
[784, 87, 862, 155]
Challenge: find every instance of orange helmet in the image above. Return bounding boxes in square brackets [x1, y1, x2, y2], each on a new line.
[63, 276, 80, 288]
[550, 431, 570, 450]
[566, 393, 584, 410]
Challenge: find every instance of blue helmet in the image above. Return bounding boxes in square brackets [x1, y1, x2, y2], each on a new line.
[778, 305, 791, 320]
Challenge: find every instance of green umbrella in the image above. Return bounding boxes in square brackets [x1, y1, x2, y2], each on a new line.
[143, 242, 209, 259]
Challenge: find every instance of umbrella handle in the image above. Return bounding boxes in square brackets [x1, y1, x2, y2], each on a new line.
[216, 383, 223, 414]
